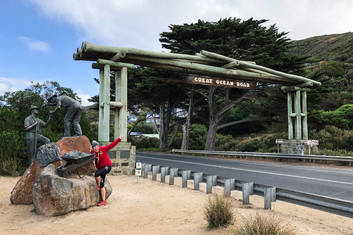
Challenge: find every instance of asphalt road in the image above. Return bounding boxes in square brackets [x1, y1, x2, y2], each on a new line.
[136, 152, 353, 202]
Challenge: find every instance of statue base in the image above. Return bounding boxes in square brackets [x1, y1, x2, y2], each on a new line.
[107, 141, 136, 175]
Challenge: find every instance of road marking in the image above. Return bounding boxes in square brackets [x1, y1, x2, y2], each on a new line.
[138, 155, 353, 186]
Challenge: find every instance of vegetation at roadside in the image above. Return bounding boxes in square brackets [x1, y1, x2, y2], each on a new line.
[204, 194, 234, 229]
[233, 214, 295, 235]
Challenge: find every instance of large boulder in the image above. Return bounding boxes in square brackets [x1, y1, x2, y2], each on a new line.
[32, 164, 112, 216]
[10, 159, 40, 204]
[56, 136, 95, 175]
[10, 136, 95, 205]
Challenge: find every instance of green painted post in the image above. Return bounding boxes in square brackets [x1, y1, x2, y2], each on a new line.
[295, 90, 302, 140]
[287, 92, 293, 140]
[114, 71, 121, 140]
[102, 64, 110, 142]
[98, 69, 104, 141]
[302, 91, 308, 140]
[119, 67, 128, 142]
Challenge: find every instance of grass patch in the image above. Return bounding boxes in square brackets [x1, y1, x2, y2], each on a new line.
[234, 214, 295, 235]
[204, 194, 233, 229]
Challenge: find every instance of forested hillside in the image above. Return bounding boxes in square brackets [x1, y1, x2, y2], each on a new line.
[290, 32, 353, 63]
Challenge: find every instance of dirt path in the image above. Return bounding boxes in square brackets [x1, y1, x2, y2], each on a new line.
[1, 175, 352, 235]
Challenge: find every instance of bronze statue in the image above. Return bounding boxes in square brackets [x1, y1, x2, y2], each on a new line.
[24, 105, 51, 164]
[45, 94, 83, 137]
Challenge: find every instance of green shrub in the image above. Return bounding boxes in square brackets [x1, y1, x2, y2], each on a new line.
[204, 194, 233, 229]
[130, 137, 159, 149]
[234, 214, 295, 235]
[189, 124, 207, 149]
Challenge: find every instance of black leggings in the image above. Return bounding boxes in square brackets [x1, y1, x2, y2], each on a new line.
[95, 166, 111, 188]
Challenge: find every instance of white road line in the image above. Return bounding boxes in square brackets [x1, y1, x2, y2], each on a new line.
[138, 155, 353, 186]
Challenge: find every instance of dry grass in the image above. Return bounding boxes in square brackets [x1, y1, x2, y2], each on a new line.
[204, 194, 234, 229]
[234, 213, 295, 235]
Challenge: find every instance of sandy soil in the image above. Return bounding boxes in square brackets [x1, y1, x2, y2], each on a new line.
[1, 174, 353, 235]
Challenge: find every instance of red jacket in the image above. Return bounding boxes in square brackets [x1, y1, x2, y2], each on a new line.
[90, 137, 122, 169]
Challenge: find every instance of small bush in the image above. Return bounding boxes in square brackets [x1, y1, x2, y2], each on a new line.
[204, 194, 233, 229]
[234, 214, 295, 235]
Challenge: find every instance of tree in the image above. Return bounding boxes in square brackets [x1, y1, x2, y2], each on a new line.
[160, 17, 306, 150]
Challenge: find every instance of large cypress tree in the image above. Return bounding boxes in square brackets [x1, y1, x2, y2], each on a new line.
[160, 17, 306, 150]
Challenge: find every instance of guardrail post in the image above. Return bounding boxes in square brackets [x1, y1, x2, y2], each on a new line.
[143, 164, 152, 178]
[212, 175, 217, 186]
[271, 187, 276, 202]
[172, 168, 179, 176]
[224, 178, 235, 197]
[152, 165, 160, 181]
[264, 188, 273, 209]
[169, 168, 176, 185]
[160, 167, 168, 183]
[193, 172, 203, 190]
[206, 176, 214, 194]
[242, 182, 253, 205]
[182, 171, 188, 188]
[186, 170, 191, 180]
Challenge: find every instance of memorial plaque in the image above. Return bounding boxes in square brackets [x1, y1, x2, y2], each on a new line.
[185, 75, 255, 89]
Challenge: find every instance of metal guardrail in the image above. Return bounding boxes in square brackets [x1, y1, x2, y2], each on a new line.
[172, 149, 353, 163]
[141, 163, 353, 215]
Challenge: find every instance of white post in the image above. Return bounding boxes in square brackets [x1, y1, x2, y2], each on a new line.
[114, 71, 121, 140]
[119, 67, 128, 141]
[98, 69, 104, 141]
[102, 64, 111, 142]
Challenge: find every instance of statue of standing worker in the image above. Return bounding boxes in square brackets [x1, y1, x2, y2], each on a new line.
[45, 94, 83, 137]
[24, 105, 51, 164]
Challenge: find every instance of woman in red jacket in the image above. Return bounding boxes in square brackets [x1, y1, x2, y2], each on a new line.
[91, 136, 122, 206]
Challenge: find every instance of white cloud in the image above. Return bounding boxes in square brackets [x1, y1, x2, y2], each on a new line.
[18, 36, 52, 52]
[76, 89, 94, 106]
[30, 0, 353, 52]
[0, 77, 33, 95]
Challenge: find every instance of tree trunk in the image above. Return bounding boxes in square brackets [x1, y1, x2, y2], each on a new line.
[159, 102, 171, 150]
[205, 121, 218, 150]
[205, 86, 218, 151]
[168, 124, 179, 148]
[181, 92, 194, 150]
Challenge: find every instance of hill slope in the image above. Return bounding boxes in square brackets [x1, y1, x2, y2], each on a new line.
[290, 32, 353, 62]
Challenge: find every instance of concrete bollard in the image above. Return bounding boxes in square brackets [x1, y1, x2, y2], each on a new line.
[169, 169, 175, 185]
[182, 171, 188, 188]
[242, 182, 254, 205]
[160, 167, 168, 183]
[152, 165, 160, 181]
[193, 172, 203, 190]
[264, 187, 273, 209]
[206, 176, 214, 194]
[224, 178, 235, 197]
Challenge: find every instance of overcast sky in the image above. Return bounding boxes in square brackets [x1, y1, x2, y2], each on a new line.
[0, 0, 352, 105]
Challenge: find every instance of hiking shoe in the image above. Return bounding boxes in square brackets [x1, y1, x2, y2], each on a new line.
[97, 200, 107, 206]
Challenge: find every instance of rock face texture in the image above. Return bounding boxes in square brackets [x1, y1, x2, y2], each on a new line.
[56, 136, 95, 175]
[10, 159, 40, 204]
[10, 136, 95, 205]
[37, 143, 62, 168]
[32, 164, 112, 216]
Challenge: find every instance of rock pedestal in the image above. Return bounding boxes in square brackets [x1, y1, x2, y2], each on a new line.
[10, 159, 40, 204]
[10, 136, 95, 205]
[32, 164, 112, 216]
